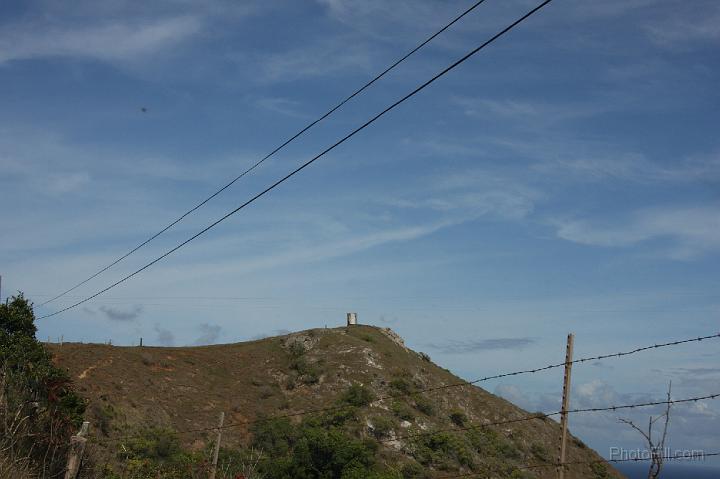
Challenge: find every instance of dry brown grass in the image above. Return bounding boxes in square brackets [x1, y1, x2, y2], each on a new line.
[48, 325, 624, 479]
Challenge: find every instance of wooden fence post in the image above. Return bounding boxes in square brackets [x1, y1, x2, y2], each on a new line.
[557, 333, 574, 479]
[208, 412, 224, 479]
[64, 421, 90, 479]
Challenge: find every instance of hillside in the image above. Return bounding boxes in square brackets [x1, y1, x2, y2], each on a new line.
[48, 325, 623, 478]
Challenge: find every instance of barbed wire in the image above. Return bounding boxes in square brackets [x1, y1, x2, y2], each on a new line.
[458, 332, 720, 387]
[203, 331, 720, 435]
[88, 332, 719, 444]
[438, 451, 720, 478]
[381, 393, 720, 443]
[93, 390, 719, 447]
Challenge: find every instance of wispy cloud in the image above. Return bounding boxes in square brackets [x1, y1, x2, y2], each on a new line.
[43, 172, 92, 194]
[645, 6, 720, 49]
[386, 190, 537, 219]
[193, 323, 222, 345]
[188, 218, 464, 278]
[0, 16, 203, 65]
[315, 0, 460, 42]
[154, 324, 175, 346]
[99, 305, 143, 322]
[453, 96, 611, 124]
[251, 329, 291, 341]
[554, 205, 720, 259]
[255, 97, 309, 118]
[259, 40, 371, 81]
[382, 168, 542, 221]
[428, 337, 535, 354]
[534, 151, 720, 184]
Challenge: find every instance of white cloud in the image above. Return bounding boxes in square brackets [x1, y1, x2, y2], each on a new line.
[494, 383, 559, 413]
[0, 16, 203, 65]
[44, 172, 91, 194]
[554, 206, 720, 259]
[315, 0, 461, 41]
[158, 218, 464, 280]
[535, 151, 720, 184]
[645, 7, 720, 48]
[99, 305, 143, 322]
[454, 96, 611, 123]
[576, 379, 622, 407]
[564, 0, 657, 19]
[259, 40, 371, 81]
[194, 323, 222, 345]
[388, 190, 536, 220]
[255, 97, 309, 118]
[494, 384, 530, 407]
[154, 324, 175, 346]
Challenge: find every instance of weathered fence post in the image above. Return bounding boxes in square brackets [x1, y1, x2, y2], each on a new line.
[64, 421, 90, 479]
[208, 412, 225, 479]
[557, 333, 574, 479]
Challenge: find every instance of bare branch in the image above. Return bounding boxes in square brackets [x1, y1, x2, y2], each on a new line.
[619, 381, 673, 479]
[619, 418, 652, 443]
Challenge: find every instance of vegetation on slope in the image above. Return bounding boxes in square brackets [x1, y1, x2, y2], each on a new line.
[46, 319, 621, 478]
[0, 294, 86, 478]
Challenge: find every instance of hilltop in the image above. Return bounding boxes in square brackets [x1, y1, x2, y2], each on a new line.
[49, 325, 623, 478]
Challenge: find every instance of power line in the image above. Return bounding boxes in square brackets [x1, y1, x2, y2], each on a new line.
[39, 0, 493, 307]
[38, 0, 555, 320]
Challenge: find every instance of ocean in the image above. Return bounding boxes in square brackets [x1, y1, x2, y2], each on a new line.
[615, 462, 720, 478]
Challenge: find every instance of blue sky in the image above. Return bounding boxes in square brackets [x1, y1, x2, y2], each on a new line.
[1, 0, 719, 465]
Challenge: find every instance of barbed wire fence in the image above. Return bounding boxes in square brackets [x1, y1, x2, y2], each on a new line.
[66, 331, 720, 477]
[437, 452, 720, 478]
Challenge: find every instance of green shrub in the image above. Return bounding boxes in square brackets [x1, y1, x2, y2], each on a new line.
[466, 429, 520, 460]
[259, 386, 275, 398]
[590, 462, 611, 479]
[289, 355, 322, 385]
[124, 427, 181, 462]
[389, 377, 413, 394]
[369, 416, 394, 439]
[301, 370, 320, 385]
[251, 417, 297, 457]
[290, 355, 308, 373]
[413, 395, 435, 416]
[252, 417, 383, 478]
[341, 383, 375, 407]
[0, 294, 86, 477]
[91, 402, 115, 436]
[533, 411, 548, 421]
[401, 461, 431, 478]
[530, 442, 550, 462]
[412, 432, 474, 469]
[391, 401, 415, 421]
[288, 339, 306, 357]
[449, 410, 468, 427]
[323, 405, 359, 427]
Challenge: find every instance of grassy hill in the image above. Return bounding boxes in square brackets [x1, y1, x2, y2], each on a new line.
[48, 325, 623, 478]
